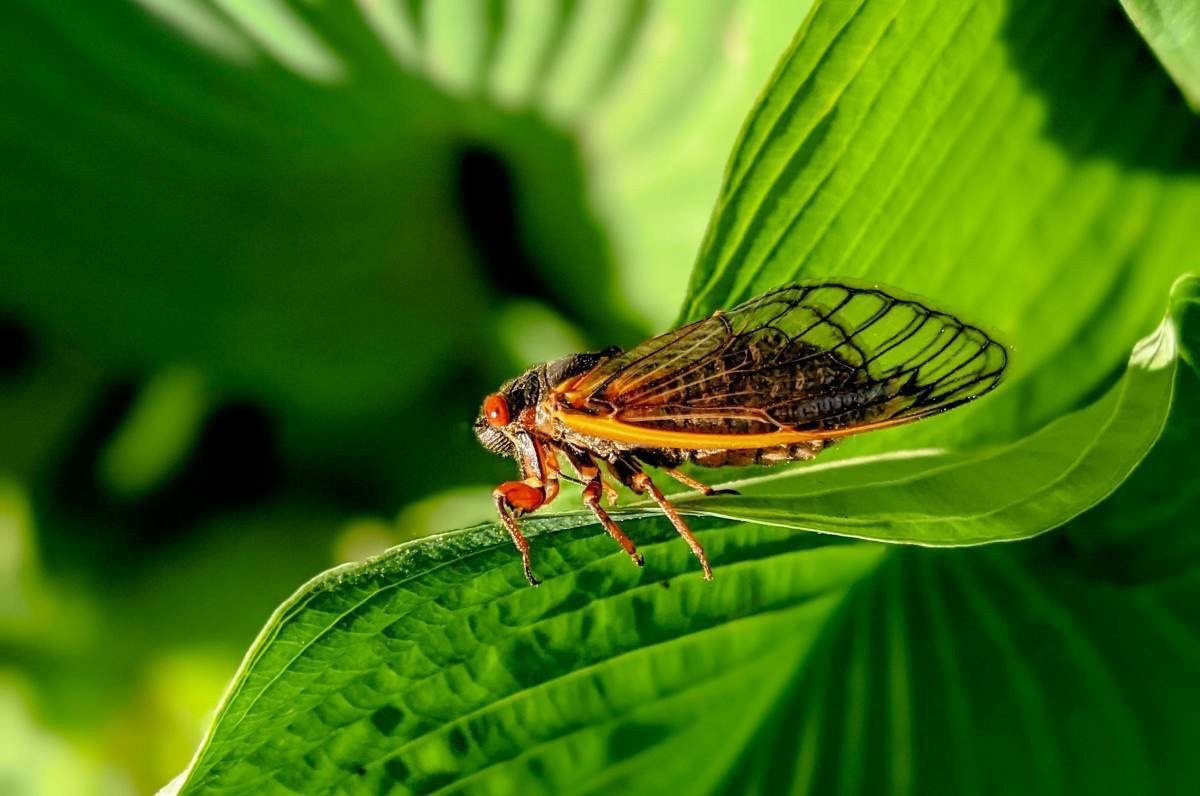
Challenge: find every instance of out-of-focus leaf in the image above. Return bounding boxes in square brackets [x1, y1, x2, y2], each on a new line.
[0, 481, 47, 636]
[0, 334, 105, 482]
[1119, 0, 1200, 110]
[392, 486, 498, 543]
[0, 0, 824, 521]
[99, 368, 208, 499]
[2, 1, 486, 420]
[682, 0, 1200, 451]
[0, 0, 817, 422]
[493, 301, 587, 371]
[580, 0, 819, 328]
[167, 278, 1196, 794]
[0, 678, 119, 796]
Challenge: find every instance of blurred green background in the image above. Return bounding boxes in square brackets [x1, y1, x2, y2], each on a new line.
[0, 1, 815, 791]
[2, 0, 1199, 793]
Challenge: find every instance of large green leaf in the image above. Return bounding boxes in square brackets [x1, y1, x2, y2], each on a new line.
[1119, 0, 1200, 110]
[682, 0, 1200, 451]
[166, 279, 1195, 793]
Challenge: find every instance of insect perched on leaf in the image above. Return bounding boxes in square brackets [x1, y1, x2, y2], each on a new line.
[475, 281, 1007, 586]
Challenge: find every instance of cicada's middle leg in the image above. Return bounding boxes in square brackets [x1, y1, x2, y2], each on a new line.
[561, 448, 644, 569]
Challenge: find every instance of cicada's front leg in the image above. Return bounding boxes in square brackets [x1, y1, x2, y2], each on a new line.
[493, 480, 550, 586]
[494, 437, 561, 587]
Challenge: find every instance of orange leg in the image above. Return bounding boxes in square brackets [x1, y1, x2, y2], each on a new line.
[493, 480, 548, 586]
[630, 471, 713, 581]
[563, 448, 643, 568]
[664, 468, 740, 497]
[582, 476, 644, 568]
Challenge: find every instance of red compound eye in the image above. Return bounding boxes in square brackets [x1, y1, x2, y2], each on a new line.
[483, 394, 510, 427]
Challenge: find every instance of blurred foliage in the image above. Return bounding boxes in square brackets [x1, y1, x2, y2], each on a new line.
[1, 0, 1198, 794]
[1120, 0, 1200, 109]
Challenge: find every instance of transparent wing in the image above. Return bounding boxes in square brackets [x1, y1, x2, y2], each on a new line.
[558, 282, 1008, 437]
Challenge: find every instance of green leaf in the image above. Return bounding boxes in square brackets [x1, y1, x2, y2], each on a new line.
[3, 1, 483, 420]
[167, 279, 1196, 793]
[1119, 0, 1200, 110]
[682, 0, 1200, 450]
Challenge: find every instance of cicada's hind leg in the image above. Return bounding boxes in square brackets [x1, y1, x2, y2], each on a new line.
[561, 447, 643, 568]
[664, 468, 740, 497]
[610, 458, 713, 581]
[493, 481, 550, 586]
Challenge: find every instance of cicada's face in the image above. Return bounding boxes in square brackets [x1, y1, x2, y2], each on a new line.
[473, 367, 545, 462]
[473, 391, 518, 459]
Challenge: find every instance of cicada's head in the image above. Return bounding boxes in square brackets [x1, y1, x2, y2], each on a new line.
[473, 368, 543, 461]
[474, 349, 622, 461]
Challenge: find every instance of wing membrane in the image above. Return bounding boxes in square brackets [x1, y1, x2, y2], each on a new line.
[557, 282, 1007, 440]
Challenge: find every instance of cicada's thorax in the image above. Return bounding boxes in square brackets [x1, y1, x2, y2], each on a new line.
[542, 416, 629, 461]
[535, 386, 626, 460]
[530, 349, 630, 456]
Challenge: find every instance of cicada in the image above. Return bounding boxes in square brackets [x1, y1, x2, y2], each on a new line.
[475, 281, 1007, 585]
